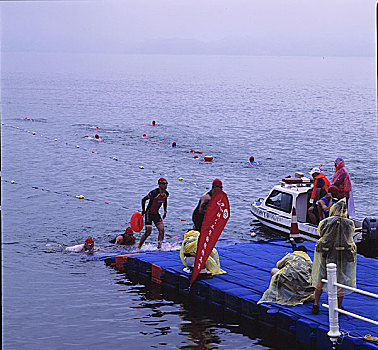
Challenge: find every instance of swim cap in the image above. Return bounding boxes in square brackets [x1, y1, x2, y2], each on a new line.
[158, 177, 168, 184]
[95, 134, 99, 138]
[85, 237, 94, 244]
[212, 179, 223, 188]
[125, 227, 133, 235]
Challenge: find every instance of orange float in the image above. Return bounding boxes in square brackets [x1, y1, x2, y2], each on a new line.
[130, 212, 144, 232]
[204, 155, 213, 162]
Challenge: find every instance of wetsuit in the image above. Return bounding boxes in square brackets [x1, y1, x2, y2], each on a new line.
[192, 191, 212, 231]
[144, 188, 169, 225]
[109, 233, 135, 245]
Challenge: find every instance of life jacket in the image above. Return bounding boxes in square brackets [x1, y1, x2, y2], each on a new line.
[310, 173, 330, 203]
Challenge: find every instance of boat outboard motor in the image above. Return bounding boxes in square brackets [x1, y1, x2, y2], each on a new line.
[357, 217, 378, 258]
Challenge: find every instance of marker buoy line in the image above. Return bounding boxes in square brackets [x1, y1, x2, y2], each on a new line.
[3, 179, 132, 208]
[204, 155, 213, 162]
[3, 123, 227, 188]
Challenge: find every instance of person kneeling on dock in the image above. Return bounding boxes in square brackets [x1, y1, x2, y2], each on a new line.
[180, 230, 226, 276]
[109, 227, 136, 245]
[258, 244, 314, 306]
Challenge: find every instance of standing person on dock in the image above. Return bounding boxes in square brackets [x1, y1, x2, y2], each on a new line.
[330, 156, 355, 216]
[138, 178, 169, 249]
[308, 167, 330, 225]
[192, 179, 223, 232]
[311, 198, 357, 314]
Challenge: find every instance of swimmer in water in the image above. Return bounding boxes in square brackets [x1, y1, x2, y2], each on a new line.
[66, 237, 95, 253]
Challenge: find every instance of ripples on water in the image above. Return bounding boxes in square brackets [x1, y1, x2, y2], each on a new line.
[2, 53, 376, 349]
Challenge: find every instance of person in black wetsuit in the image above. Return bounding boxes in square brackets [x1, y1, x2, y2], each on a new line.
[109, 227, 136, 245]
[138, 178, 169, 249]
[192, 179, 223, 232]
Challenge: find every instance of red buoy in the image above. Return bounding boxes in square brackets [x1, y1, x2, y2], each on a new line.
[130, 212, 144, 232]
[204, 155, 213, 162]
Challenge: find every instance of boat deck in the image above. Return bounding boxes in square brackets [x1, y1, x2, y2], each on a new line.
[100, 239, 378, 350]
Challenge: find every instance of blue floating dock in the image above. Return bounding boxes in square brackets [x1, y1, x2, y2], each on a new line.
[101, 239, 378, 350]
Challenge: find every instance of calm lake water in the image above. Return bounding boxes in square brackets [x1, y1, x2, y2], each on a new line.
[2, 53, 377, 349]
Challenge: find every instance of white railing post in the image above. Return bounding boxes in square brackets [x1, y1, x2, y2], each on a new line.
[326, 263, 341, 342]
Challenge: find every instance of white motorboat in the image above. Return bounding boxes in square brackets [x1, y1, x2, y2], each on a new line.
[250, 172, 378, 257]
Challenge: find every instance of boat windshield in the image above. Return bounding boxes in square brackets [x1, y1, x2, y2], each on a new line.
[266, 190, 293, 213]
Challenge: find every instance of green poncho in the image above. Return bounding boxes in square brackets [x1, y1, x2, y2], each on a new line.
[312, 198, 357, 295]
[258, 250, 315, 306]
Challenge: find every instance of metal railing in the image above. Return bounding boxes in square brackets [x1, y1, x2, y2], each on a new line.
[322, 263, 378, 347]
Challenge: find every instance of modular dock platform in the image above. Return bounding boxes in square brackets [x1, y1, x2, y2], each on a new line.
[100, 239, 378, 350]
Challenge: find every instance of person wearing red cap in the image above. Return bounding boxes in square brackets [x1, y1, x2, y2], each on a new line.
[109, 227, 136, 245]
[66, 237, 95, 253]
[138, 178, 169, 249]
[192, 179, 223, 232]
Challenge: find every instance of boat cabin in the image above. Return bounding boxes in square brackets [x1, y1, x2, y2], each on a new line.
[264, 176, 312, 223]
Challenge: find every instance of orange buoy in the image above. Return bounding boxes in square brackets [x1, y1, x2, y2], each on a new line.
[130, 212, 144, 232]
[204, 155, 213, 162]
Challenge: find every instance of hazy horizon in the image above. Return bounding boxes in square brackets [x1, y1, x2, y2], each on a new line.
[1, 1, 376, 57]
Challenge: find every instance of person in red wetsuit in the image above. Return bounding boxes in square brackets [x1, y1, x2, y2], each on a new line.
[138, 178, 169, 249]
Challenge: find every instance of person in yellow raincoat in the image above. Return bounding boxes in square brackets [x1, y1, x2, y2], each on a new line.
[180, 230, 226, 276]
[258, 245, 315, 306]
[311, 198, 357, 314]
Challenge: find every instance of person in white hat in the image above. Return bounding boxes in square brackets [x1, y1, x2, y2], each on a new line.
[308, 167, 331, 225]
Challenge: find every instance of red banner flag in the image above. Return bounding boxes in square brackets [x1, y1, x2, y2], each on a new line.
[190, 190, 230, 284]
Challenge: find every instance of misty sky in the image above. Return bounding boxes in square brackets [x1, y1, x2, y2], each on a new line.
[1, 0, 376, 56]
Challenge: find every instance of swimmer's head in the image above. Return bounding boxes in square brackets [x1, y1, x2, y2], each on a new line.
[95, 134, 99, 139]
[84, 237, 94, 250]
[125, 227, 134, 235]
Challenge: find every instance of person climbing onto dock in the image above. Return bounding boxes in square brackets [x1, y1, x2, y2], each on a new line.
[192, 179, 223, 232]
[311, 198, 357, 314]
[109, 227, 136, 245]
[138, 178, 169, 249]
